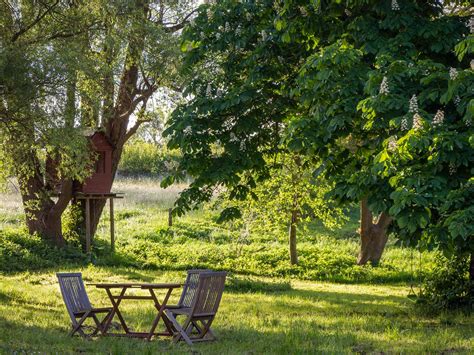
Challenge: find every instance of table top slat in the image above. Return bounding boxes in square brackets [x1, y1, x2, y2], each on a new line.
[89, 282, 182, 289]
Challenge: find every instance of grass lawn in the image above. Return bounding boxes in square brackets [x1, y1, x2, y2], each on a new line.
[1, 267, 473, 354]
[1, 178, 473, 353]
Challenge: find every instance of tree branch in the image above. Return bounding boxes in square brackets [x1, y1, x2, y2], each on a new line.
[376, 212, 393, 231]
[11, 0, 61, 43]
[163, 9, 198, 33]
[50, 179, 73, 218]
[124, 102, 152, 142]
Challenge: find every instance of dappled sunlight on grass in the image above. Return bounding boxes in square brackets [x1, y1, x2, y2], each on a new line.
[1, 179, 473, 352]
[1, 269, 472, 353]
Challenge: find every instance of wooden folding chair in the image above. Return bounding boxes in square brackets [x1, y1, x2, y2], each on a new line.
[165, 271, 227, 345]
[166, 269, 210, 310]
[56, 272, 113, 338]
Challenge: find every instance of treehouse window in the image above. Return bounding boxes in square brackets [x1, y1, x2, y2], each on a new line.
[95, 151, 106, 174]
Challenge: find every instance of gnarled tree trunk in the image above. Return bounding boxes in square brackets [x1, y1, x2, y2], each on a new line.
[18, 151, 73, 246]
[357, 198, 392, 266]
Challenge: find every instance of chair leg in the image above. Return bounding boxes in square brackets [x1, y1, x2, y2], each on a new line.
[164, 310, 194, 346]
[195, 318, 216, 341]
[69, 311, 90, 338]
[91, 313, 111, 336]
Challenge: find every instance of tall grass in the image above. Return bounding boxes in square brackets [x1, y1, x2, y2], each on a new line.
[1, 178, 436, 284]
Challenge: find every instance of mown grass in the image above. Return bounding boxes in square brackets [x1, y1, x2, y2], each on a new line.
[1, 178, 473, 353]
[1, 267, 473, 354]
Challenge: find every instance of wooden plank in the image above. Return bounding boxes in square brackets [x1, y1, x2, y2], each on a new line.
[75, 195, 124, 200]
[110, 296, 154, 300]
[85, 198, 91, 253]
[92, 283, 182, 289]
[110, 198, 115, 252]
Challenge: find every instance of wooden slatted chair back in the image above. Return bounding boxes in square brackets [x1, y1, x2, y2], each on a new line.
[57, 273, 92, 320]
[178, 269, 210, 308]
[191, 271, 227, 317]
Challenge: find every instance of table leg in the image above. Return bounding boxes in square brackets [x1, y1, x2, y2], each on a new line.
[147, 288, 174, 341]
[103, 287, 130, 335]
[149, 290, 175, 335]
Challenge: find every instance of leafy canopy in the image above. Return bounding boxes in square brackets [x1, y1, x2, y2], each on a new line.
[165, 0, 473, 255]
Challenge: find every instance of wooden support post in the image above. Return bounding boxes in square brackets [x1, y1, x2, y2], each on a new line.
[85, 198, 91, 253]
[168, 208, 173, 227]
[110, 198, 115, 252]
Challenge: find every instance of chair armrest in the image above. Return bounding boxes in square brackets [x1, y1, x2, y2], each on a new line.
[91, 307, 113, 313]
[164, 305, 180, 309]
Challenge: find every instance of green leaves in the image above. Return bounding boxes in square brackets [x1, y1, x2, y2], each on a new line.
[165, 0, 473, 258]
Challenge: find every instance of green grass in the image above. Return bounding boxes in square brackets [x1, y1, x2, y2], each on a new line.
[0, 178, 473, 353]
[0, 267, 473, 354]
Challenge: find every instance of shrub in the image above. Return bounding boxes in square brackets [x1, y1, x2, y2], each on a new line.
[0, 229, 86, 272]
[419, 253, 473, 312]
[118, 140, 181, 177]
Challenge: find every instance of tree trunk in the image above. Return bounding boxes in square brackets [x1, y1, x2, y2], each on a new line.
[289, 209, 298, 265]
[357, 198, 392, 266]
[18, 151, 73, 246]
[469, 251, 474, 296]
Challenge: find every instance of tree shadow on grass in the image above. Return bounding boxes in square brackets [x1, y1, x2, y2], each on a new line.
[266, 288, 413, 321]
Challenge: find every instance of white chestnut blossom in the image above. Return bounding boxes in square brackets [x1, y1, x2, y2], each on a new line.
[216, 32, 221, 40]
[225, 22, 230, 32]
[469, 17, 474, 33]
[379, 76, 390, 95]
[236, 25, 242, 36]
[344, 9, 352, 16]
[470, 59, 474, 70]
[207, 9, 213, 20]
[409, 94, 418, 113]
[240, 140, 246, 151]
[401, 117, 409, 131]
[230, 132, 238, 142]
[206, 83, 212, 97]
[223, 117, 236, 130]
[388, 136, 398, 152]
[246, 12, 252, 21]
[454, 95, 461, 106]
[413, 113, 423, 130]
[299, 6, 308, 17]
[261, 30, 267, 41]
[449, 162, 456, 175]
[449, 67, 458, 80]
[183, 126, 192, 136]
[391, 0, 400, 11]
[432, 110, 444, 126]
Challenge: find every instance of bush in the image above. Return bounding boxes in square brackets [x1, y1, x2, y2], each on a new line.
[419, 253, 473, 312]
[0, 229, 87, 272]
[118, 140, 181, 177]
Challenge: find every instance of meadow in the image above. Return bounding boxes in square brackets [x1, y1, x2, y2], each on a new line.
[0, 178, 473, 353]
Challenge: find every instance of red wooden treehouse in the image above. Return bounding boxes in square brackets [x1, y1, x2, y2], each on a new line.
[75, 132, 114, 194]
[73, 132, 122, 253]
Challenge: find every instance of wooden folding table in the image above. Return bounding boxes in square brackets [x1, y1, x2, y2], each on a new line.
[91, 282, 181, 341]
